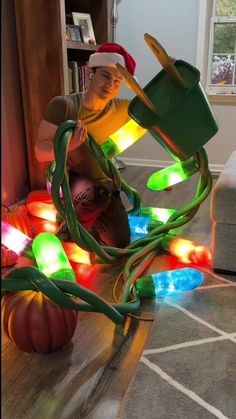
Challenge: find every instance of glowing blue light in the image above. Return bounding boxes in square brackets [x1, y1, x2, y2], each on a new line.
[152, 268, 204, 297]
[128, 215, 151, 234]
[136, 268, 204, 298]
[128, 215, 151, 242]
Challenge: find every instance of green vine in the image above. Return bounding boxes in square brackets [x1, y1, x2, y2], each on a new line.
[2, 120, 212, 323]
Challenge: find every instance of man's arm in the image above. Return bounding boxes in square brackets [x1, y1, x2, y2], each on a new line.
[34, 120, 57, 162]
[34, 119, 87, 162]
[34, 95, 110, 183]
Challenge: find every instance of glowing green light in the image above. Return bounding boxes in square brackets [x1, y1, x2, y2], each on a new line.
[32, 233, 76, 282]
[140, 207, 176, 223]
[147, 159, 199, 190]
[101, 119, 147, 158]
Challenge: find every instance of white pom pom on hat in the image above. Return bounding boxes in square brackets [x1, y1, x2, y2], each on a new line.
[88, 42, 136, 76]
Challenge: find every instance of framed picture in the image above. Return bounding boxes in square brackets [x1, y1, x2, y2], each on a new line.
[66, 25, 82, 42]
[72, 12, 96, 45]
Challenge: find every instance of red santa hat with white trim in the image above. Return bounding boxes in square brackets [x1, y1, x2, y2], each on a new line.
[88, 42, 136, 76]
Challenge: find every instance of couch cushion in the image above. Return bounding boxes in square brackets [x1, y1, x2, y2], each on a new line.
[210, 151, 236, 224]
[211, 221, 236, 272]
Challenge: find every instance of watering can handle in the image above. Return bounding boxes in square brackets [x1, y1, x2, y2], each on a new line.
[116, 63, 159, 116]
[144, 33, 188, 89]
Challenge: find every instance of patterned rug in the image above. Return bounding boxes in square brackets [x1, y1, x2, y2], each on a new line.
[121, 271, 236, 419]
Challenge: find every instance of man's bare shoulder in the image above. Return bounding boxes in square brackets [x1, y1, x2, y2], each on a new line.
[45, 94, 81, 125]
[44, 95, 68, 125]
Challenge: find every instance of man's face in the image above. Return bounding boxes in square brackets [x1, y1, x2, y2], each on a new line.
[89, 66, 123, 101]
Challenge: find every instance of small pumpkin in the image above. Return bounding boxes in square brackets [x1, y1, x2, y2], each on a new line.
[1, 204, 33, 237]
[2, 290, 78, 353]
[1, 245, 18, 267]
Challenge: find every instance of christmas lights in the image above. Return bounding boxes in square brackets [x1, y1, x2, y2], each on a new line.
[136, 267, 204, 298]
[128, 215, 151, 235]
[101, 119, 147, 158]
[128, 215, 163, 242]
[62, 242, 91, 265]
[1, 221, 31, 256]
[147, 159, 199, 191]
[161, 234, 212, 264]
[27, 202, 58, 222]
[140, 207, 176, 223]
[32, 233, 76, 282]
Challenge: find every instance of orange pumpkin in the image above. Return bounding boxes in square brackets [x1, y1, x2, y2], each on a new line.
[1, 245, 18, 267]
[1, 205, 34, 237]
[2, 291, 78, 353]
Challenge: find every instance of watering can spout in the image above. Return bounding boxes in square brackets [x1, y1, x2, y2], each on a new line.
[128, 35, 219, 161]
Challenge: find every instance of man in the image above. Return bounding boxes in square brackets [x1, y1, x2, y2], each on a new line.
[34, 43, 136, 248]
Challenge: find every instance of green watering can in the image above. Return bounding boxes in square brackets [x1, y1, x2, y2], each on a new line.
[127, 34, 219, 161]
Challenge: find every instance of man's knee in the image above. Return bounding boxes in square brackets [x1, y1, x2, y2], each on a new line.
[70, 175, 111, 208]
[69, 174, 111, 229]
[93, 209, 131, 248]
[113, 228, 130, 248]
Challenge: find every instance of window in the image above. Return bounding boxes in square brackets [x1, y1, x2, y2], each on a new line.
[207, 0, 236, 95]
[197, 0, 236, 102]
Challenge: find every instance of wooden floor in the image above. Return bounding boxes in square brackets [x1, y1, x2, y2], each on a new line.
[2, 165, 216, 419]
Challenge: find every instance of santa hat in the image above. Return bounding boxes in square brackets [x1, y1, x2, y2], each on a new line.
[88, 42, 136, 76]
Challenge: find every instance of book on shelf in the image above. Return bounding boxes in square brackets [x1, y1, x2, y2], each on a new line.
[68, 66, 73, 93]
[68, 61, 79, 93]
[68, 61, 89, 94]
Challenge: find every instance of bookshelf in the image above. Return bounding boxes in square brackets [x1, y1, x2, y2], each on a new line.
[14, 0, 112, 188]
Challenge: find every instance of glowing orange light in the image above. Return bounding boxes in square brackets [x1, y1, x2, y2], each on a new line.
[62, 242, 91, 265]
[28, 214, 60, 236]
[27, 202, 58, 222]
[71, 261, 103, 288]
[42, 221, 59, 234]
[169, 237, 212, 264]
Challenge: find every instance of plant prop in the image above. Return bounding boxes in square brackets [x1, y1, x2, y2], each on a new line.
[2, 266, 139, 325]
[2, 34, 218, 353]
[2, 122, 212, 339]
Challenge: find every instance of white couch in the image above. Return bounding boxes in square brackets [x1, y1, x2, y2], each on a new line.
[210, 151, 236, 273]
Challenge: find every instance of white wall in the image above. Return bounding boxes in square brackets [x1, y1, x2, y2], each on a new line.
[116, 0, 236, 170]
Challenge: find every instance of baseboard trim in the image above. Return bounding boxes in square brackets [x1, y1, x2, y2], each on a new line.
[121, 157, 224, 175]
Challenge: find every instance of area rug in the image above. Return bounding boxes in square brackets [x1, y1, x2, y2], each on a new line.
[120, 272, 236, 419]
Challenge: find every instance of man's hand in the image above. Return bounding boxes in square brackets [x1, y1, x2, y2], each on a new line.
[69, 120, 87, 151]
